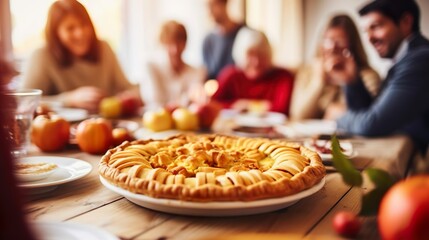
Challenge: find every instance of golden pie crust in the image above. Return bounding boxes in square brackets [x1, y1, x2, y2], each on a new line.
[99, 134, 325, 202]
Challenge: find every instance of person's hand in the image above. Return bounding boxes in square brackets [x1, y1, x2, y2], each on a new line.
[323, 52, 358, 86]
[64, 86, 105, 112]
[323, 102, 346, 120]
[116, 88, 144, 107]
[231, 99, 252, 113]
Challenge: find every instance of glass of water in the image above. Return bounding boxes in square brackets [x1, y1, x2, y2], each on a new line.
[5, 89, 42, 157]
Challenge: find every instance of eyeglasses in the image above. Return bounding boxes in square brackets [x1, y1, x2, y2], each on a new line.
[322, 39, 352, 58]
[323, 47, 352, 58]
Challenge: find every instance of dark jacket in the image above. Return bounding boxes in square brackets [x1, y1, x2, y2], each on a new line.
[337, 33, 429, 152]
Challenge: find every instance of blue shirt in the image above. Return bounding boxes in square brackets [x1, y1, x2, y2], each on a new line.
[202, 24, 244, 80]
[337, 33, 429, 153]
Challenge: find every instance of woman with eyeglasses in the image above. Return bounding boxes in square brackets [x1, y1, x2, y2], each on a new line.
[290, 14, 381, 120]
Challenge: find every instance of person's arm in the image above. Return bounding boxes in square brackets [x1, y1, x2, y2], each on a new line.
[102, 42, 142, 107]
[104, 42, 134, 92]
[21, 48, 106, 111]
[211, 66, 237, 108]
[270, 70, 294, 115]
[21, 48, 52, 93]
[337, 51, 429, 136]
[360, 68, 381, 98]
[342, 74, 373, 111]
[289, 61, 326, 120]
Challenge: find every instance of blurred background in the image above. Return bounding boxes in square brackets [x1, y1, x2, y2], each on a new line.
[2, 0, 429, 84]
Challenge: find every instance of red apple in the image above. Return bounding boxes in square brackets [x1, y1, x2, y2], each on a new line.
[76, 118, 113, 154]
[164, 103, 179, 115]
[31, 114, 70, 152]
[118, 95, 141, 117]
[378, 175, 429, 240]
[112, 128, 135, 146]
[189, 101, 222, 130]
[172, 107, 199, 131]
[332, 211, 361, 238]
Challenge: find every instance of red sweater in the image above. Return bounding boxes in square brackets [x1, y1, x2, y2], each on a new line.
[212, 66, 294, 115]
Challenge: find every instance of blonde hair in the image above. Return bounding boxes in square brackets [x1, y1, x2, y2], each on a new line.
[159, 20, 187, 44]
[232, 27, 272, 69]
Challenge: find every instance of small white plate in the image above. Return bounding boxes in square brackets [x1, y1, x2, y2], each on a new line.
[54, 107, 89, 122]
[15, 163, 58, 182]
[276, 119, 337, 138]
[304, 139, 356, 161]
[231, 126, 284, 138]
[133, 128, 184, 140]
[18, 156, 92, 188]
[234, 111, 287, 127]
[31, 221, 119, 240]
[100, 176, 325, 217]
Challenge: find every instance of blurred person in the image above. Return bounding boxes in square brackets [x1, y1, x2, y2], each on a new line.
[202, 0, 245, 80]
[141, 20, 206, 110]
[0, 59, 36, 240]
[212, 27, 294, 115]
[337, 0, 429, 154]
[290, 14, 381, 120]
[21, 0, 140, 113]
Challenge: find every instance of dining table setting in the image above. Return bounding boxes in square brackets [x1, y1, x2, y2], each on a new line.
[13, 103, 415, 240]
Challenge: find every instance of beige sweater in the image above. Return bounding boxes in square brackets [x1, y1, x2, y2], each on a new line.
[21, 41, 134, 103]
[290, 60, 381, 120]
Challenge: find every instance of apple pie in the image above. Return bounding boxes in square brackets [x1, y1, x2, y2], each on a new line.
[99, 134, 325, 202]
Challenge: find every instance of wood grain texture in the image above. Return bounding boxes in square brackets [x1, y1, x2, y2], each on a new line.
[23, 121, 413, 240]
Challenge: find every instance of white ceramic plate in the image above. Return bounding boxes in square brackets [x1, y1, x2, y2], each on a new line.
[304, 139, 356, 161]
[231, 126, 284, 139]
[134, 128, 184, 140]
[31, 222, 119, 240]
[54, 107, 89, 122]
[276, 119, 337, 138]
[18, 156, 92, 188]
[15, 163, 58, 182]
[234, 111, 287, 127]
[100, 176, 325, 216]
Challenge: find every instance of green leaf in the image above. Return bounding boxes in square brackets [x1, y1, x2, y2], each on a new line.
[360, 187, 389, 216]
[331, 135, 363, 187]
[364, 168, 395, 190]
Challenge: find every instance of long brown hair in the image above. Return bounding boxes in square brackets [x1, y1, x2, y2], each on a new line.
[45, 0, 100, 67]
[320, 14, 370, 69]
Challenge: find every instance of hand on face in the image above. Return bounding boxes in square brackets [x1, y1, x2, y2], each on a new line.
[321, 28, 358, 85]
[323, 51, 358, 85]
[323, 102, 347, 120]
[65, 86, 105, 113]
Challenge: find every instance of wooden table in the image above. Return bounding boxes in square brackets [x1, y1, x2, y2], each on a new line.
[23, 124, 414, 239]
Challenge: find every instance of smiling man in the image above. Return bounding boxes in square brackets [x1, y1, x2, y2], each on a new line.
[336, 0, 429, 158]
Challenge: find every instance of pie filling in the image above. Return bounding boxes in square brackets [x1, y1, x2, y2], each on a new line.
[99, 134, 325, 202]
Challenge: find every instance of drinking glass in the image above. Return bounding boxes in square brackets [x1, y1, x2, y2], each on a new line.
[5, 89, 42, 157]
